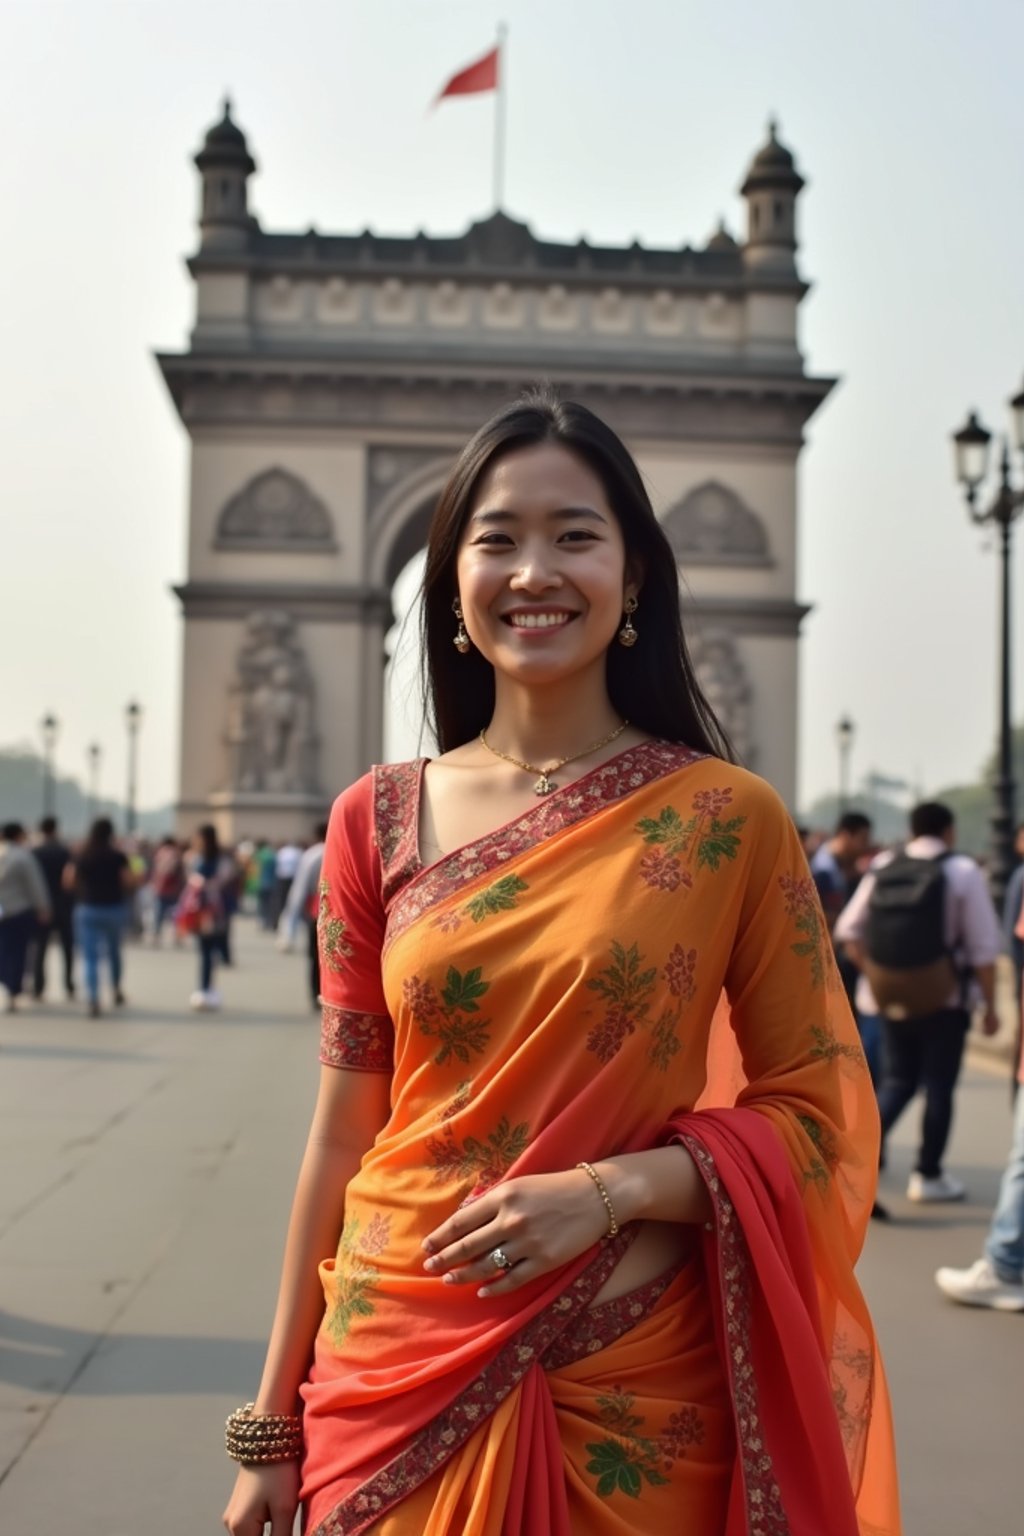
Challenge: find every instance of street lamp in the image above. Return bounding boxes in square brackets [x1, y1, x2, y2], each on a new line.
[835, 715, 855, 814]
[40, 713, 59, 819]
[952, 386, 1024, 911]
[86, 742, 102, 826]
[124, 700, 143, 836]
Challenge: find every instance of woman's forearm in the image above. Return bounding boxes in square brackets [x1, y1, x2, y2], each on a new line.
[251, 1137, 362, 1416]
[590, 1145, 713, 1229]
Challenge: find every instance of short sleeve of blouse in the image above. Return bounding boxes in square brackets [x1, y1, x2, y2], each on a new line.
[317, 774, 394, 1073]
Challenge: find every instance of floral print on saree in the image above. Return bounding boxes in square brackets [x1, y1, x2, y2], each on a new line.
[303, 753, 899, 1536]
[311, 1231, 639, 1536]
[378, 742, 706, 948]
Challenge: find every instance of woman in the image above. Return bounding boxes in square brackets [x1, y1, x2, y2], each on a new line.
[66, 818, 132, 1018]
[224, 392, 900, 1536]
[184, 824, 234, 1011]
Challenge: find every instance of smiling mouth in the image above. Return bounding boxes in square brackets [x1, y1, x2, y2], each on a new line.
[502, 611, 578, 631]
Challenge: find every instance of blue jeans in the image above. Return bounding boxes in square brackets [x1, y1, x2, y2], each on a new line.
[0, 909, 36, 998]
[197, 932, 220, 992]
[856, 1012, 882, 1088]
[985, 1086, 1024, 1283]
[75, 904, 125, 1004]
[874, 1008, 970, 1178]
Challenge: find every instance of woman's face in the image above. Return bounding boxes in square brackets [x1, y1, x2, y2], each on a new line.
[455, 441, 636, 689]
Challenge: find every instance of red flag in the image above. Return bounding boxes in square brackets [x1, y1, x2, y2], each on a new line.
[434, 45, 499, 105]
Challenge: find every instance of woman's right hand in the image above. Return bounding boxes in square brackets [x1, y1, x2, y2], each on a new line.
[222, 1461, 300, 1536]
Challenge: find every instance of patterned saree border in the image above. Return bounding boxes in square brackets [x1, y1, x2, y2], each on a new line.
[309, 1228, 638, 1536]
[542, 1256, 687, 1370]
[372, 760, 425, 907]
[319, 1005, 395, 1073]
[382, 741, 707, 951]
[677, 1133, 789, 1536]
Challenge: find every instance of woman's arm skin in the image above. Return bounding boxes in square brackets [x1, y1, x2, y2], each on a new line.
[251, 1065, 391, 1413]
[222, 1064, 391, 1536]
[421, 1145, 711, 1299]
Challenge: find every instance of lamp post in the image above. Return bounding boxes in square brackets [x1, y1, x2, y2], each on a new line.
[40, 713, 59, 819]
[836, 715, 855, 815]
[124, 701, 143, 837]
[86, 742, 102, 826]
[952, 384, 1024, 912]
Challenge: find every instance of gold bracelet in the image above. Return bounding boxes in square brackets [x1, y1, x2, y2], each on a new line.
[225, 1402, 303, 1466]
[576, 1160, 619, 1238]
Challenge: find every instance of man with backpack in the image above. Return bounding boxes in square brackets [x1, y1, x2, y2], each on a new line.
[834, 801, 1000, 1202]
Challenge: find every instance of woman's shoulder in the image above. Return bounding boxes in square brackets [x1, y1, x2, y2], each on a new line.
[674, 754, 797, 843]
[674, 752, 785, 807]
[327, 760, 426, 844]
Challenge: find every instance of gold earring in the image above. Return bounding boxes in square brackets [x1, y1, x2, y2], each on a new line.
[618, 595, 638, 648]
[452, 598, 471, 654]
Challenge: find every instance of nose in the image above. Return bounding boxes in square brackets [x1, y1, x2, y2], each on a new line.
[508, 548, 564, 594]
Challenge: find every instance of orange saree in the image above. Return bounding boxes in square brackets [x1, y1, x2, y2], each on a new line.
[300, 742, 900, 1535]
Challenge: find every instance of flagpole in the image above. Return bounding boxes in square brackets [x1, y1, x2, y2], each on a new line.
[493, 22, 507, 211]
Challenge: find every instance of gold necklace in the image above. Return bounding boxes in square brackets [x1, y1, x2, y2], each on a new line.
[478, 719, 629, 796]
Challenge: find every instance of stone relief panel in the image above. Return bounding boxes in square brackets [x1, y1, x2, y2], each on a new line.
[225, 610, 319, 794]
[689, 628, 755, 766]
[215, 468, 337, 550]
[663, 481, 771, 566]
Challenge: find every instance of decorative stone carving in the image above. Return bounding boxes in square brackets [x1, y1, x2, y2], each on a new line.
[663, 481, 771, 566]
[215, 468, 336, 550]
[689, 628, 755, 765]
[225, 610, 319, 793]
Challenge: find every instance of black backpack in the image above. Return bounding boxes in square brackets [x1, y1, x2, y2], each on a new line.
[865, 851, 950, 967]
[862, 851, 958, 1018]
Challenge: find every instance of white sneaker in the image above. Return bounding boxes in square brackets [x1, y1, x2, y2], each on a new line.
[935, 1257, 1024, 1312]
[189, 989, 222, 1012]
[907, 1171, 966, 1202]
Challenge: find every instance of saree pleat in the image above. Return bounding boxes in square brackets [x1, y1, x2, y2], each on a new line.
[302, 744, 901, 1535]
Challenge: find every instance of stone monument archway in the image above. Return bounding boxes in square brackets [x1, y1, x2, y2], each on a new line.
[159, 107, 833, 837]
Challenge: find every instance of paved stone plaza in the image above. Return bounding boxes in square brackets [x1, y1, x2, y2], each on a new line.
[0, 920, 1016, 1534]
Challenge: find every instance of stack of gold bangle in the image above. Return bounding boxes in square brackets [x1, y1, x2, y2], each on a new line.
[225, 1402, 303, 1465]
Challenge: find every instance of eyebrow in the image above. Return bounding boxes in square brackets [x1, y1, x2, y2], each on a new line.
[470, 506, 608, 526]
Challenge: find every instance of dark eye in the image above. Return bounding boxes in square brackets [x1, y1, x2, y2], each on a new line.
[473, 532, 514, 547]
[559, 529, 598, 543]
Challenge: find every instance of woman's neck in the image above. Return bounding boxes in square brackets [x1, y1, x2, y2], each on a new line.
[485, 676, 625, 765]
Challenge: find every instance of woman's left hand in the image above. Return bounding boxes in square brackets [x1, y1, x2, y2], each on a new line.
[421, 1170, 610, 1297]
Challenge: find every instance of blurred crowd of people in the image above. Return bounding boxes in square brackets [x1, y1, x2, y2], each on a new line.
[0, 816, 328, 1018]
[4, 798, 1022, 1316]
[800, 803, 1024, 1315]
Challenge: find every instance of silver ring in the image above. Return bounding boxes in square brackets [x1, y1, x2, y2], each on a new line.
[489, 1246, 513, 1272]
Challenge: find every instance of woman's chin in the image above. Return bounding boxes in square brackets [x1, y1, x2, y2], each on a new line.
[488, 651, 606, 690]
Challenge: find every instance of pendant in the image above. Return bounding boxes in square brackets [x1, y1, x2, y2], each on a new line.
[533, 774, 556, 796]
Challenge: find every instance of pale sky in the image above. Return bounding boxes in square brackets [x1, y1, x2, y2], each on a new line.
[2, 0, 1023, 815]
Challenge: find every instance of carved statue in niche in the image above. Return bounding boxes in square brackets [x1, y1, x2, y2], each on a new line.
[690, 629, 755, 766]
[225, 610, 319, 794]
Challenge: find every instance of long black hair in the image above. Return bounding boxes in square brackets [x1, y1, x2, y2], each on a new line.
[421, 388, 735, 760]
[83, 817, 115, 853]
[197, 823, 220, 862]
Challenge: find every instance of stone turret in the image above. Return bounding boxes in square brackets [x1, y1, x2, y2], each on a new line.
[194, 100, 258, 250]
[740, 121, 805, 273]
